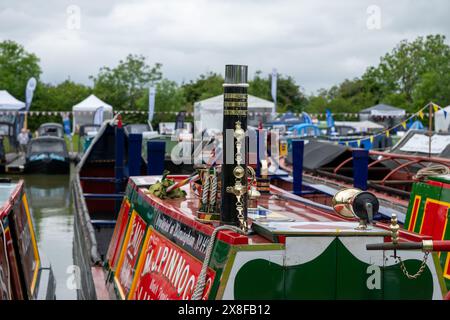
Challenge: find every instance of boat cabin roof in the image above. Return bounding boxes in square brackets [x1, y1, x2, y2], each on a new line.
[27, 136, 68, 155]
[38, 122, 64, 138]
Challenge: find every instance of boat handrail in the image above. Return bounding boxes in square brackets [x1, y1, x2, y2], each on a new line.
[72, 174, 101, 264]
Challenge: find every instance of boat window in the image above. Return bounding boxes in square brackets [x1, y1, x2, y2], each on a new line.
[40, 127, 62, 136]
[0, 114, 15, 125]
[0, 124, 10, 135]
[29, 141, 65, 154]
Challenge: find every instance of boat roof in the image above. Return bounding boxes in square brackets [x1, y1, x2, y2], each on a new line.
[39, 122, 63, 128]
[286, 140, 350, 170]
[391, 129, 450, 158]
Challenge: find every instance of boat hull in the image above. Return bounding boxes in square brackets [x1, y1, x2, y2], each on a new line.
[25, 159, 70, 174]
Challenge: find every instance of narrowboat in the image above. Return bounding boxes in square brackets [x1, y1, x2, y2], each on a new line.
[25, 136, 70, 174]
[72, 65, 450, 300]
[0, 178, 55, 300]
[37, 123, 64, 138]
[276, 137, 450, 221]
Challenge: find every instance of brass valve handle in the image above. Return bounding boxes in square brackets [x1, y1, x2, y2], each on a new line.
[226, 121, 248, 232]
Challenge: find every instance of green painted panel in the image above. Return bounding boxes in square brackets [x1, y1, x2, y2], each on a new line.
[438, 185, 450, 207]
[235, 259, 285, 299]
[383, 259, 433, 299]
[404, 182, 422, 229]
[284, 240, 337, 299]
[233, 239, 436, 299]
[208, 240, 231, 300]
[134, 194, 156, 225]
[335, 240, 383, 299]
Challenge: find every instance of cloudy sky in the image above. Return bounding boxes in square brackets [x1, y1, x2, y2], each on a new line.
[1, 0, 449, 94]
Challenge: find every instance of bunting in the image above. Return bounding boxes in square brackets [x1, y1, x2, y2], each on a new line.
[335, 102, 443, 148]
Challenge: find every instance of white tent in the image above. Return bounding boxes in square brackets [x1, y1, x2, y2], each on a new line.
[72, 94, 113, 133]
[194, 94, 274, 133]
[334, 120, 384, 132]
[0, 90, 26, 110]
[435, 105, 450, 132]
[359, 104, 405, 120]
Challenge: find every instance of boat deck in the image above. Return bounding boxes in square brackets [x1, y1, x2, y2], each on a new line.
[131, 175, 394, 246]
[5, 153, 25, 173]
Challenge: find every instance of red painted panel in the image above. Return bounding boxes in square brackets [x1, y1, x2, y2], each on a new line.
[115, 213, 147, 298]
[106, 200, 132, 270]
[130, 229, 215, 300]
[420, 201, 449, 240]
[4, 224, 25, 299]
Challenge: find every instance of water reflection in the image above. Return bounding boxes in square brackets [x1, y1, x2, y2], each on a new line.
[2, 167, 76, 300]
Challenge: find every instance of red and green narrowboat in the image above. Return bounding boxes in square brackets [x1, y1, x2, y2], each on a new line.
[72, 65, 450, 300]
[0, 179, 55, 300]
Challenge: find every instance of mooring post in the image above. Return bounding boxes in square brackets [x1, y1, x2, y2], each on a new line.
[292, 139, 304, 195]
[147, 140, 166, 175]
[352, 149, 369, 191]
[128, 133, 143, 177]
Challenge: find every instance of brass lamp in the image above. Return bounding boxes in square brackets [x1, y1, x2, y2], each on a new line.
[332, 188, 379, 230]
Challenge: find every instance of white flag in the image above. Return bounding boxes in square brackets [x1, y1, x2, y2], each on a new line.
[271, 68, 277, 112]
[93, 106, 104, 125]
[25, 77, 37, 111]
[148, 86, 156, 122]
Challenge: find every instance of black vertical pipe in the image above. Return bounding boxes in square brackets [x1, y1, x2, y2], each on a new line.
[221, 65, 248, 225]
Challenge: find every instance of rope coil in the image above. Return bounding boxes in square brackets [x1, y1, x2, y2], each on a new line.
[414, 164, 450, 180]
[191, 225, 244, 300]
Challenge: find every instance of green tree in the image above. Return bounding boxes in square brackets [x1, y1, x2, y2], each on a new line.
[125, 78, 187, 125]
[0, 40, 41, 100]
[32, 80, 91, 111]
[363, 34, 450, 111]
[182, 72, 224, 108]
[90, 54, 162, 110]
[307, 34, 450, 114]
[248, 70, 308, 113]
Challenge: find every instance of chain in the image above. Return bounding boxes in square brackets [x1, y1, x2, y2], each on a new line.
[396, 251, 429, 280]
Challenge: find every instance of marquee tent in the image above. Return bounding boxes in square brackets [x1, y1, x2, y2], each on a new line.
[72, 94, 113, 133]
[194, 94, 274, 133]
[0, 90, 26, 110]
[0, 90, 26, 141]
[359, 104, 406, 120]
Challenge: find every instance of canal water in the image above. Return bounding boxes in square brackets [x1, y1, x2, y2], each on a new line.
[2, 166, 77, 300]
